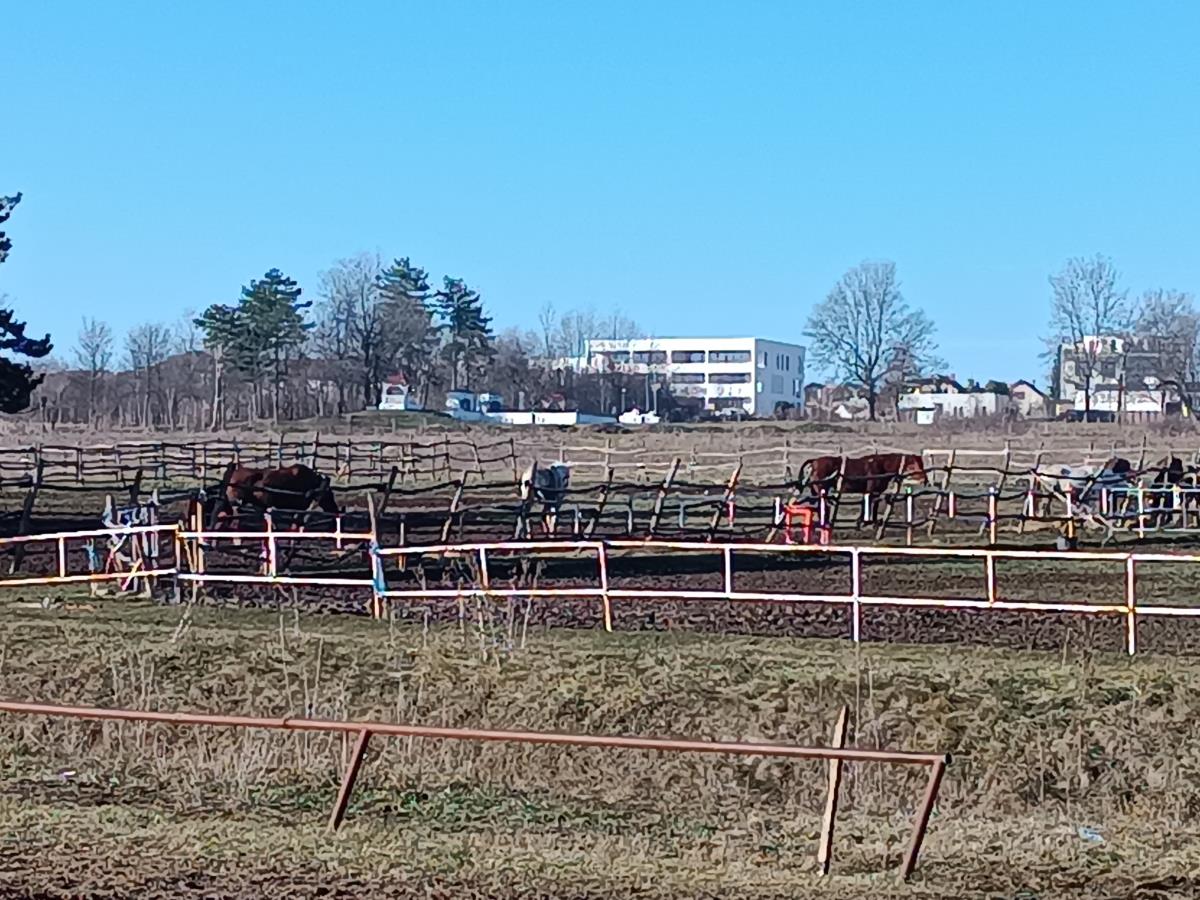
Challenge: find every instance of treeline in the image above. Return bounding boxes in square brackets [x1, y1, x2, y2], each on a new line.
[32, 253, 647, 430]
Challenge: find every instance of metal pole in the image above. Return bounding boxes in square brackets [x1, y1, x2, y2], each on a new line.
[328, 728, 372, 831]
[818, 705, 849, 875]
[900, 758, 946, 881]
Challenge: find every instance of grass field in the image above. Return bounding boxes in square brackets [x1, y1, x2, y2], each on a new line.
[0, 599, 1198, 898]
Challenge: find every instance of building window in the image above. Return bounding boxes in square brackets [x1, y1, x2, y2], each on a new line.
[671, 373, 706, 384]
[792, 378, 802, 397]
[771, 375, 784, 393]
[710, 373, 751, 384]
[759, 351, 768, 367]
[632, 350, 667, 365]
[797, 355, 803, 372]
[671, 350, 706, 364]
[606, 351, 630, 364]
[709, 350, 751, 363]
[756, 380, 763, 393]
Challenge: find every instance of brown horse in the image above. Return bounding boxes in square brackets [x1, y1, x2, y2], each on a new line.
[798, 453, 928, 499]
[213, 462, 339, 528]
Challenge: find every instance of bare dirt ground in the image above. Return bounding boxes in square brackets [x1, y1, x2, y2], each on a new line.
[1, 603, 1200, 897]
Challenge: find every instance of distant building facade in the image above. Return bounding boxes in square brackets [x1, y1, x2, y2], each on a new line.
[1009, 380, 1047, 418]
[1054, 335, 1165, 409]
[583, 337, 805, 417]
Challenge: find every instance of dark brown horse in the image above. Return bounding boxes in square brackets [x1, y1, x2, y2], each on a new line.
[798, 453, 928, 499]
[213, 462, 339, 528]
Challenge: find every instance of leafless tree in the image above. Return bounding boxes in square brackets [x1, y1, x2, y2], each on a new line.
[125, 323, 172, 426]
[72, 317, 114, 427]
[1136, 288, 1198, 408]
[1045, 255, 1132, 415]
[804, 261, 939, 420]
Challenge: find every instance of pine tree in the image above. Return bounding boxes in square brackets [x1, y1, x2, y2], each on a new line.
[432, 277, 493, 391]
[0, 192, 52, 414]
[377, 257, 438, 400]
[237, 269, 312, 421]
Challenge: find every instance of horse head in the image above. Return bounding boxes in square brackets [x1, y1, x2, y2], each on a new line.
[314, 476, 340, 515]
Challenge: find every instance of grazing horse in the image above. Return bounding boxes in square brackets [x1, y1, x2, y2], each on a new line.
[518, 462, 570, 534]
[798, 453, 928, 499]
[214, 462, 339, 530]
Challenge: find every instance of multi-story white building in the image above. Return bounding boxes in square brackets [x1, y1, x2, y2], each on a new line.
[584, 337, 805, 416]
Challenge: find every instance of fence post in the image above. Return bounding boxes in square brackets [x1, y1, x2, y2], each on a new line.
[900, 757, 947, 881]
[850, 548, 861, 643]
[818, 705, 850, 875]
[328, 728, 372, 831]
[1125, 555, 1137, 656]
[598, 542, 612, 632]
[987, 487, 997, 546]
[264, 510, 277, 579]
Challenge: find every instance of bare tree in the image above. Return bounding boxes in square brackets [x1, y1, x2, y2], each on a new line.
[537, 302, 558, 357]
[1136, 288, 1198, 410]
[1045, 255, 1132, 416]
[72, 317, 113, 427]
[173, 308, 202, 354]
[804, 261, 939, 420]
[124, 323, 172, 426]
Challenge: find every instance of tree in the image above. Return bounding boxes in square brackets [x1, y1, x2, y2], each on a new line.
[194, 304, 242, 429]
[73, 317, 114, 426]
[1135, 288, 1198, 408]
[235, 269, 312, 422]
[376, 257, 438, 404]
[315, 253, 384, 411]
[1045, 255, 1132, 416]
[0, 193, 52, 413]
[803, 261, 938, 420]
[431, 277, 493, 390]
[124, 323, 172, 426]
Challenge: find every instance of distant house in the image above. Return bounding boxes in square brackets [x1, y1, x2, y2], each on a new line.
[898, 377, 1011, 424]
[1009, 380, 1047, 418]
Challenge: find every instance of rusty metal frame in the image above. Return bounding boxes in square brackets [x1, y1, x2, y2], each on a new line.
[0, 698, 949, 881]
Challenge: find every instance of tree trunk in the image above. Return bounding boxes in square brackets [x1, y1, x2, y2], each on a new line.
[867, 389, 878, 421]
[210, 356, 224, 431]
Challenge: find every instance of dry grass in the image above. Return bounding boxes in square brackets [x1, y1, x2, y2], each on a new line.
[0, 600, 1199, 897]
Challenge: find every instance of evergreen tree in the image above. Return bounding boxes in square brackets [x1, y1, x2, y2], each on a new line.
[237, 269, 312, 421]
[376, 257, 439, 398]
[0, 192, 52, 414]
[432, 277, 493, 390]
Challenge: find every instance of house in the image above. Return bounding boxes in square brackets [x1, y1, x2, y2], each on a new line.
[1055, 335, 1165, 409]
[898, 380, 1011, 423]
[1009, 380, 1047, 418]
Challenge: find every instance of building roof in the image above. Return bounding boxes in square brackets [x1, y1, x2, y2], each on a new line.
[1010, 379, 1045, 395]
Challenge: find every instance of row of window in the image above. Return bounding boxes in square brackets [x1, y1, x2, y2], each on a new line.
[603, 349, 803, 368]
[668, 374, 804, 395]
[605, 349, 754, 365]
[670, 372, 751, 384]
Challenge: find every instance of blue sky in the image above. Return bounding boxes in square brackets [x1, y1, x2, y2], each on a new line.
[4, 1, 1199, 384]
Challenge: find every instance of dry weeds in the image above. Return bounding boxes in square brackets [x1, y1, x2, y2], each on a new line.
[0, 600, 1198, 897]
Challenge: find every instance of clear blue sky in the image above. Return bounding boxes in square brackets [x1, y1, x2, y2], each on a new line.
[5, 1, 1199, 385]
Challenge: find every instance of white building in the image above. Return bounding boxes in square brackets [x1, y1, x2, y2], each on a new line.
[898, 389, 1010, 423]
[584, 337, 805, 417]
